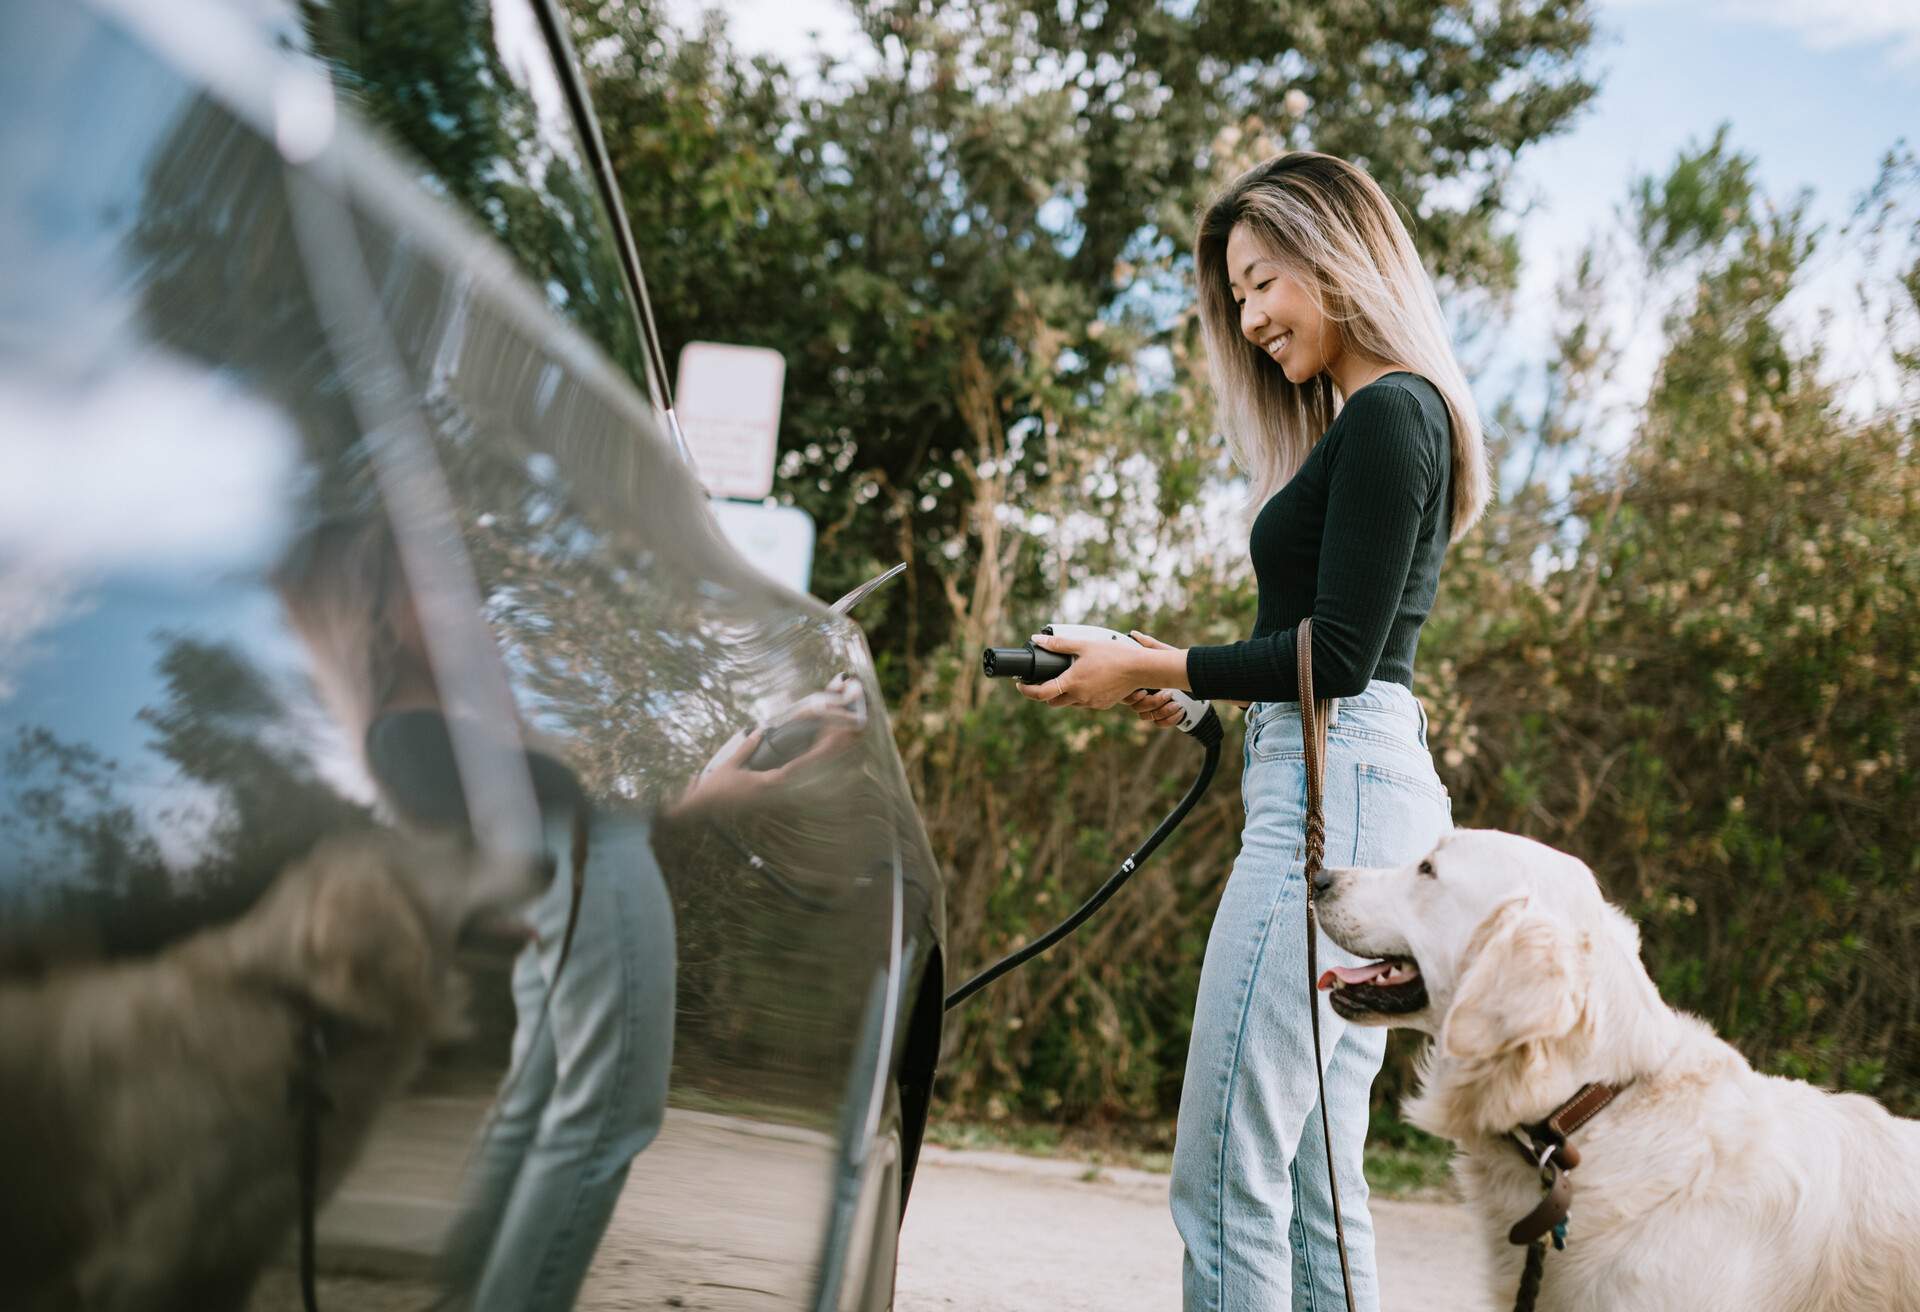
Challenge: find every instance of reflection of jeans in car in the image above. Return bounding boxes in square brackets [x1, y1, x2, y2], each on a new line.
[1171, 682, 1451, 1312]
[444, 812, 676, 1312]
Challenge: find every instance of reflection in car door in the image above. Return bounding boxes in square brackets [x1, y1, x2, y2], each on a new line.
[2, 0, 944, 1306]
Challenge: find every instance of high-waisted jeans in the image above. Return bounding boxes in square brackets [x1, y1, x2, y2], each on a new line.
[1171, 681, 1452, 1312]
[442, 812, 676, 1311]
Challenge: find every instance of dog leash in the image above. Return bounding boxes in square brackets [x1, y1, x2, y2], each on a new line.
[1296, 618, 1359, 1312]
[1502, 1080, 1624, 1312]
[292, 1001, 334, 1312]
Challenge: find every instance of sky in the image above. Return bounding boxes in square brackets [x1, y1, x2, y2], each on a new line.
[1502, 0, 1920, 416]
[669, 0, 1920, 421]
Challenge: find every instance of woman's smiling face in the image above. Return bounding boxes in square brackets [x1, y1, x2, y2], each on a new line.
[1226, 222, 1338, 386]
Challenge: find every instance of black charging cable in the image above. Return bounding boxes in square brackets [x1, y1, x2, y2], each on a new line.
[944, 708, 1223, 1011]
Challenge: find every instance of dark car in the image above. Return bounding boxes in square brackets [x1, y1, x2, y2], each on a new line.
[0, 0, 945, 1307]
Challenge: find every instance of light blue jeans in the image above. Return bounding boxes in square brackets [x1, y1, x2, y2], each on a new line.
[442, 812, 676, 1311]
[1172, 681, 1451, 1312]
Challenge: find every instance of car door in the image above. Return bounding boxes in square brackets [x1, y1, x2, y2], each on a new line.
[0, 0, 942, 1306]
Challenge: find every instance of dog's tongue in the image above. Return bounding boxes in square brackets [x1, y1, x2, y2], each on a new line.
[1316, 961, 1395, 991]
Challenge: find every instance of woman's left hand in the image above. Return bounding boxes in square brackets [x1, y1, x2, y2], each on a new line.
[670, 677, 866, 818]
[1016, 633, 1143, 710]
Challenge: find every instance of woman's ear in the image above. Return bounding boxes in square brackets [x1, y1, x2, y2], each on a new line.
[1441, 900, 1586, 1064]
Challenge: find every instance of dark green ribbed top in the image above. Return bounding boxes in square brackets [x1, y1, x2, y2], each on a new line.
[1186, 371, 1454, 703]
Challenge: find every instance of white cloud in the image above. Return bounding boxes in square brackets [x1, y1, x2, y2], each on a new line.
[0, 352, 302, 576]
[1736, 0, 1920, 65]
[0, 563, 84, 702]
[1617, 0, 1920, 69]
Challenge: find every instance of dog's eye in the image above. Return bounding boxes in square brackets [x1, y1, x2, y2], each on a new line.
[1418, 859, 1436, 878]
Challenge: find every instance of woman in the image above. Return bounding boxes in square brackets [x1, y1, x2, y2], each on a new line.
[1018, 152, 1490, 1311]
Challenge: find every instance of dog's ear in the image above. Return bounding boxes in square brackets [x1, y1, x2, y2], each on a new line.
[1441, 900, 1585, 1063]
[301, 852, 436, 1031]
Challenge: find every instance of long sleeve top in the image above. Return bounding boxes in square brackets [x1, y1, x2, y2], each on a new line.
[1185, 371, 1454, 703]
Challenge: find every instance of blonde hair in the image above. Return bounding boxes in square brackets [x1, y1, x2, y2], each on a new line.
[1194, 152, 1491, 542]
[272, 518, 425, 737]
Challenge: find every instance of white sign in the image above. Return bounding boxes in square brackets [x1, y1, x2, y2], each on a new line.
[676, 342, 785, 499]
[710, 499, 816, 595]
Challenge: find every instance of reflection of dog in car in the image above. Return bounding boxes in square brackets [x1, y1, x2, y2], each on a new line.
[1314, 828, 1920, 1312]
[0, 830, 525, 1312]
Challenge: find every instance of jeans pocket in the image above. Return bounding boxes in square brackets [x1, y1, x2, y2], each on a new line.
[1247, 709, 1306, 764]
[1351, 760, 1451, 867]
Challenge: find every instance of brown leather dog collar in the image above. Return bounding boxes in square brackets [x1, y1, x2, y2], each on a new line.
[1505, 1081, 1627, 1247]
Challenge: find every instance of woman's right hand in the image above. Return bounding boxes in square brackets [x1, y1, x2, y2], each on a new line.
[1121, 690, 1251, 726]
[1122, 688, 1186, 730]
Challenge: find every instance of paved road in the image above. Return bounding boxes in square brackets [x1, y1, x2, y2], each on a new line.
[897, 1146, 1497, 1312]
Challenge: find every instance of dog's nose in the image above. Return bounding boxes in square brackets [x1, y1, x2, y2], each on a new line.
[1312, 867, 1336, 896]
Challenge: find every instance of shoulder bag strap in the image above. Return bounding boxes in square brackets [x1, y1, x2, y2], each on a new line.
[1297, 616, 1357, 1312]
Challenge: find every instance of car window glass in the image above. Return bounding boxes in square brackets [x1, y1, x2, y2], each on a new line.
[291, 0, 649, 395]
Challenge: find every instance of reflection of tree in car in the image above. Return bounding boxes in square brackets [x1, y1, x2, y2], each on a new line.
[428, 421, 898, 1110]
[298, 0, 646, 379]
[0, 635, 372, 967]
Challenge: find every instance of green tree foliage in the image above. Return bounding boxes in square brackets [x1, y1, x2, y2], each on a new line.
[567, 0, 1597, 645]
[1431, 138, 1920, 1108]
[302, 0, 648, 377]
[567, 1, 1603, 1124]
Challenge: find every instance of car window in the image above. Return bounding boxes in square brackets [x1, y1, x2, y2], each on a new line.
[292, 0, 650, 396]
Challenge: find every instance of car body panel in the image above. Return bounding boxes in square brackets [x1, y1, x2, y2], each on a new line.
[0, 0, 943, 1305]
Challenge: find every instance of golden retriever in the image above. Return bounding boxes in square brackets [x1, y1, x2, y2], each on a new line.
[1314, 828, 1920, 1312]
[0, 830, 531, 1312]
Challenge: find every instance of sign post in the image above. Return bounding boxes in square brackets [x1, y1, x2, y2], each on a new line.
[675, 342, 815, 593]
[676, 342, 785, 501]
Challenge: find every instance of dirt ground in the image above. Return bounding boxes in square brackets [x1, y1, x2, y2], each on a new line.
[252, 1099, 1494, 1311]
[896, 1146, 1497, 1312]
[252, 1098, 833, 1311]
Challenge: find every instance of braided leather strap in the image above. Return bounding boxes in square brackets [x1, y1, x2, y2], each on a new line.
[1297, 617, 1356, 1312]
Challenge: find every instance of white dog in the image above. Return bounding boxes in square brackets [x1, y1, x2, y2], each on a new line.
[1313, 828, 1920, 1312]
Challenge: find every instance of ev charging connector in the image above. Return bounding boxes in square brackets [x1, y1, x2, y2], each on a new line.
[983, 624, 1212, 734]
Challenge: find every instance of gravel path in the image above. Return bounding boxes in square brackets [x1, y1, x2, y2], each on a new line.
[897, 1146, 1497, 1312]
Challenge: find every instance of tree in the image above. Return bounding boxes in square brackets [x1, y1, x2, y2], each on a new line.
[567, 0, 1599, 659]
[1431, 135, 1920, 1110]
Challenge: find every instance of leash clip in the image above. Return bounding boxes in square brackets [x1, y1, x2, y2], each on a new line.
[1533, 1139, 1561, 1185]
